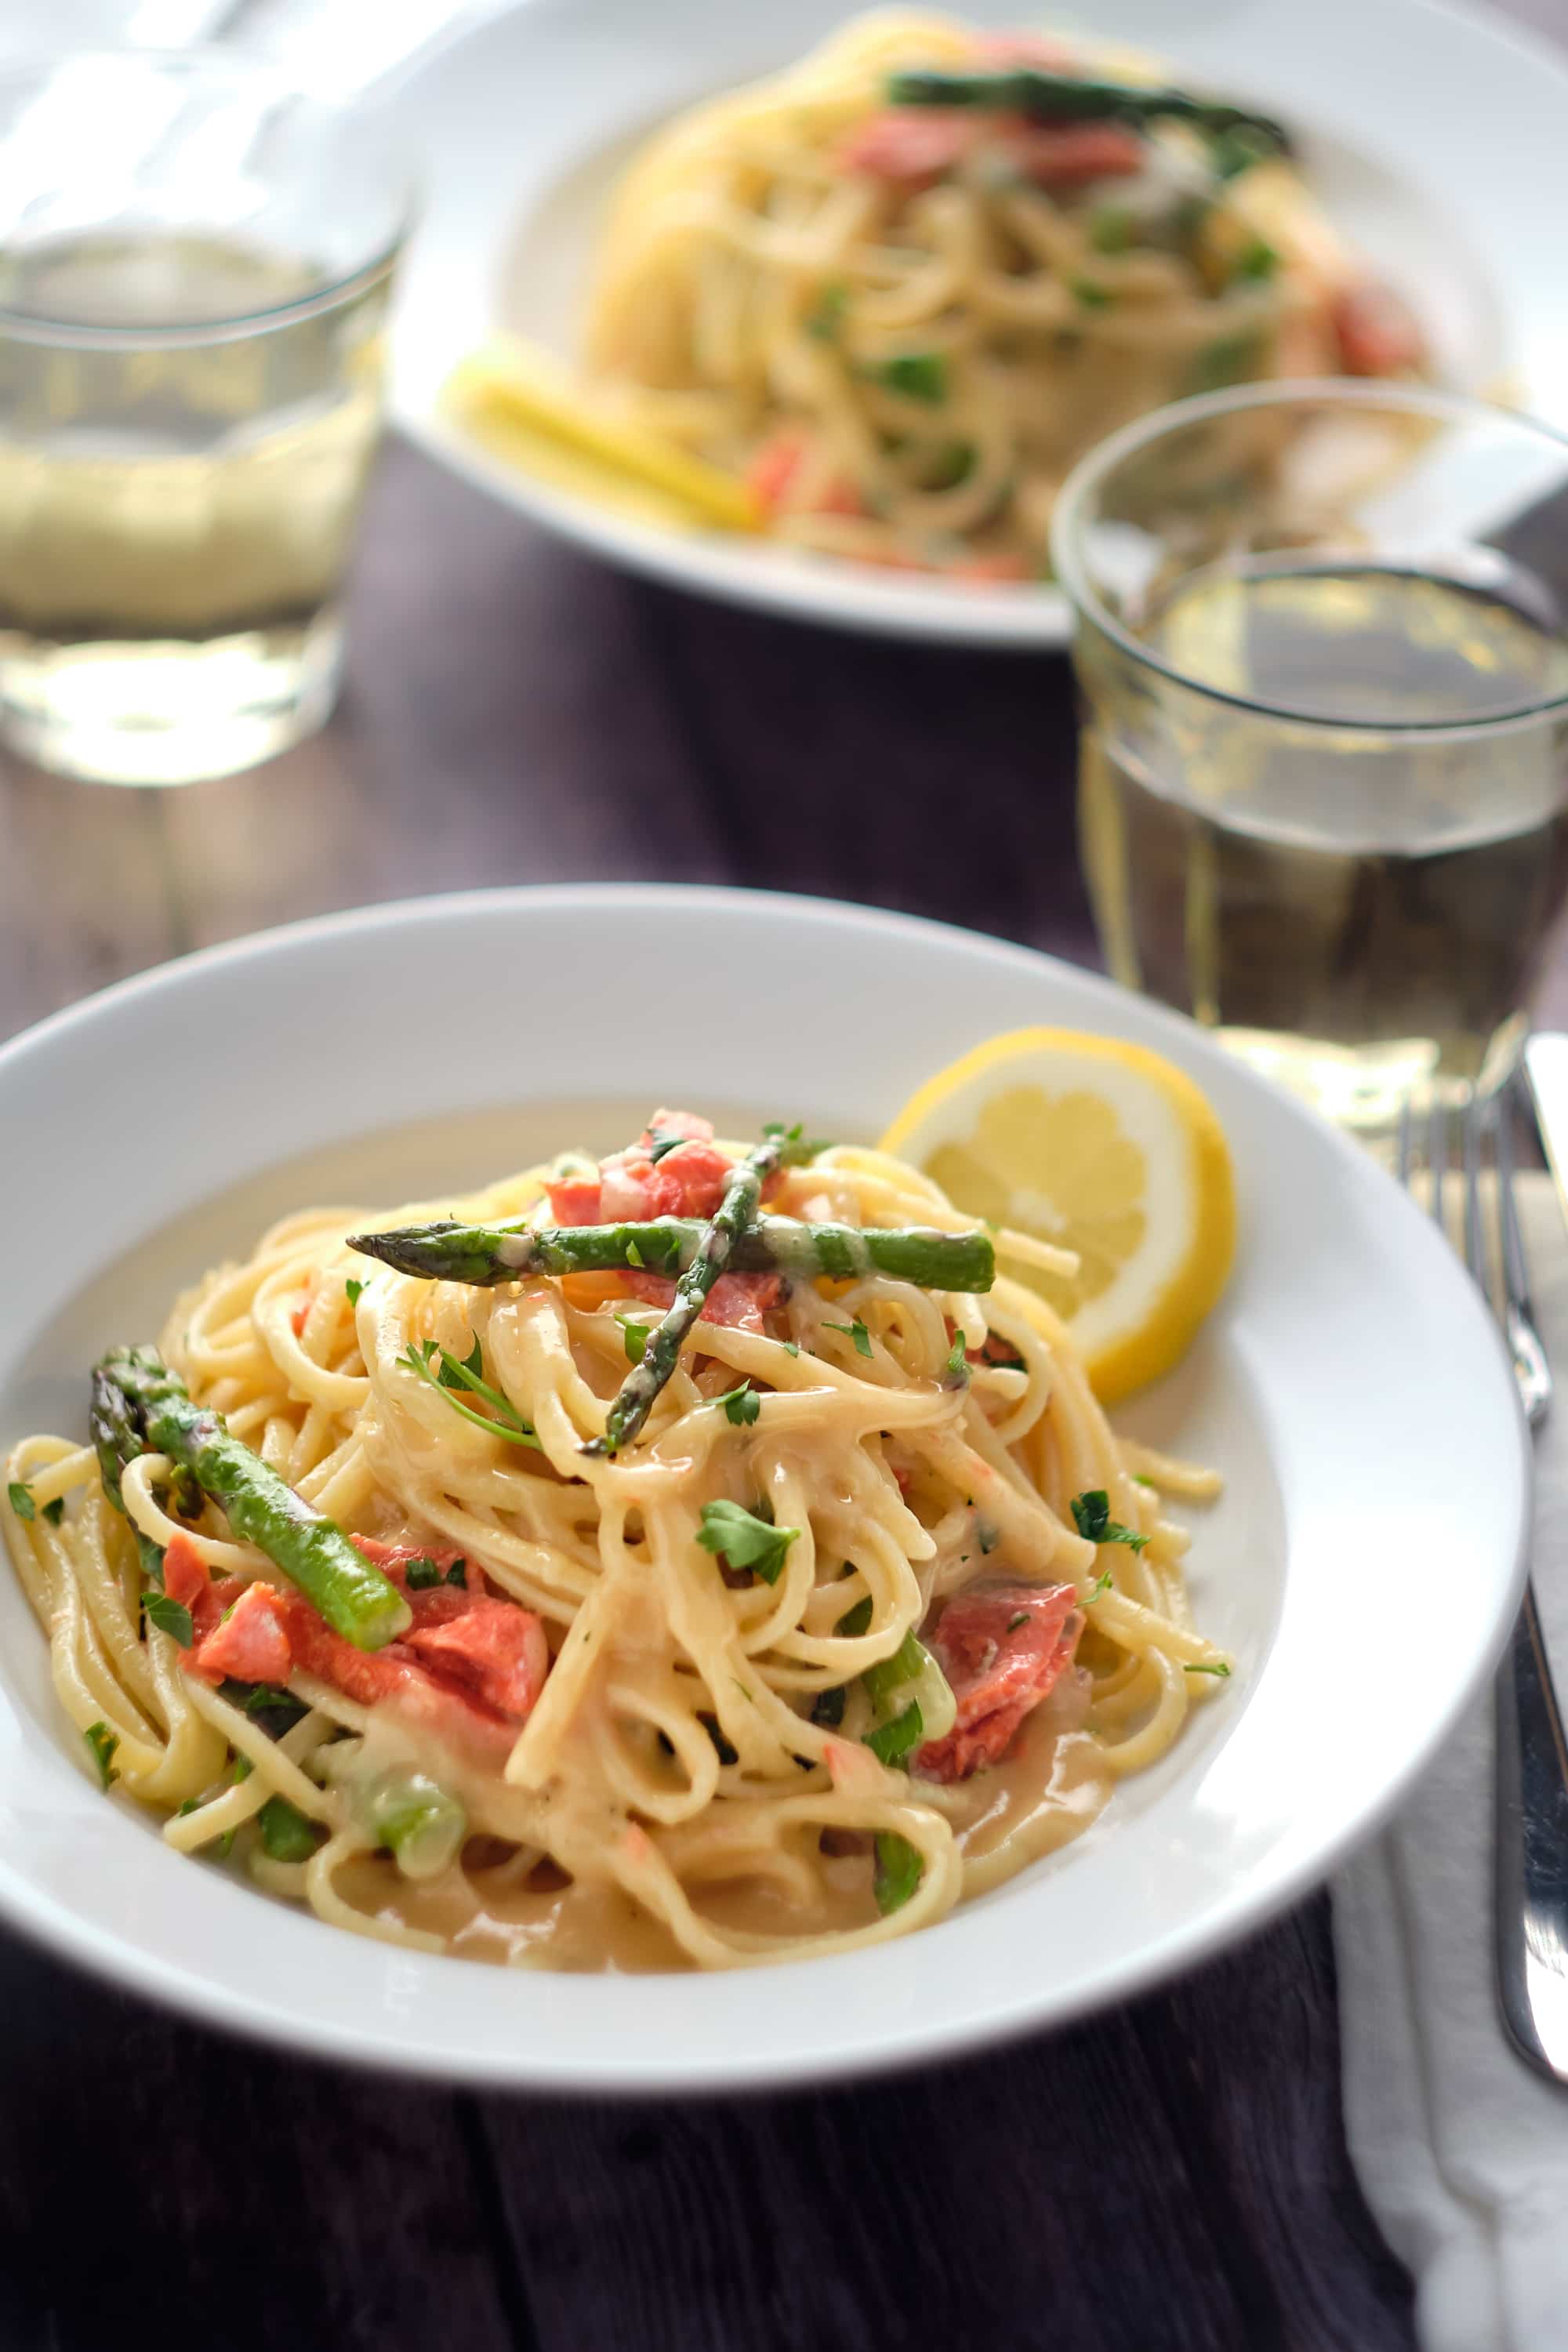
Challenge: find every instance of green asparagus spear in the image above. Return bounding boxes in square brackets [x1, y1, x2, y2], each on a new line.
[347, 1214, 994, 1294]
[90, 1345, 180, 1587]
[92, 1348, 410, 1651]
[586, 1139, 782, 1456]
[885, 66, 1291, 155]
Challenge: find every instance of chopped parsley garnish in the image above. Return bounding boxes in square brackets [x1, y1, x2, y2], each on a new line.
[700, 1715, 739, 1766]
[258, 1795, 320, 1863]
[613, 1312, 651, 1366]
[811, 1685, 847, 1728]
[42, 1497, 64, 1526]
[824, 1316, 873, 1359]
[1185, 1660, 1232, 1678]
[231, 1753, 253, 1783]
[836, 1596, 873, 1639]
[1086, 1569, 1113, 1602]
[945, 1332, 971, 1386]
[1007, 1610, 1031, 1632]
[403, 1556, 442, 1591]
[762, 1120, 831, 1165]
[397, 1336, 542, 1450]
[7, 1479, 34, 1522]
[1070, 276, 1114, 310]
[697, 1498, 800, 1586]
[344, 1277, 365, 1308]
[1183, 331, 1263, 397]
[1232, 235, 1279, 281]
[717, 1382, 760, 1427]
[217, 1679, 310, 1736]
[866, 1699, 923, 1766]
[644, 1125, 694, 1163]
[143, 1592, 194, 1646]
[1069, 1490, 1149, 1552]
[873, 1831, 924, 1915]
[85, 1721, 118, 1788]
[806, 281, 848, 342]
[780, 1340, 800, 1358]
[871, 352, 947, 405]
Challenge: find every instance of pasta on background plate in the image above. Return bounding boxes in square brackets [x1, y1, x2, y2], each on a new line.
[4, 1107, 1229, 1973]
[583, 10, 1425, 579]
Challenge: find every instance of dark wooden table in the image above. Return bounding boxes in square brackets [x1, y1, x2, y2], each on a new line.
[0, 431, 1431, 2352]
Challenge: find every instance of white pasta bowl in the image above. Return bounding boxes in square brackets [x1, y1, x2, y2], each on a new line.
[379, 0, 1568, 646]
[0, 886, 1527, 2089]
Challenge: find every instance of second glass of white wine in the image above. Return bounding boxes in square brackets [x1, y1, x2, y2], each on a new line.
[1052, 383, 1568, 1129]
[0, 52, 410, 786]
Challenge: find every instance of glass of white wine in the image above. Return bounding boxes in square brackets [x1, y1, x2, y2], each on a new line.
[0, 50, 410, 786]
[1051, 381, 1568, 1129]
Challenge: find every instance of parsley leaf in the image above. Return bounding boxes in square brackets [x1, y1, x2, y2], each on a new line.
[717, 1382, 760, 1427]
[344, 1277, 365, 1308]
[231, 1753, 253, 1784]
[873, 1831, 924, 1915]
[1069, 1490, 1149, 1552]
[397, 1338, 542, 1450]
[761, 1120, 832, 1166]
[403, 1555, 444, 1591]
[836, 1596, 873, 1639]
[613, 1312, 651, 1365]
[1007, 1609, 1031, 1632]
[1232, 235, 1279, 281]
[144, 1592, 194, 1646]
[865, 1699, 923, 1766]
[780, 1340, 800, 1358]
[446, 1559, 468, 1588]
[258, 1795, 320, 1862]
[644, 1126, 691, 1163]
[825, 1316, 873, 1359]
[1086, 1569, 1113, 1602]
[42, 1497, 64, 1526]
[84, 1721, 118, 1788]
[1185, 1660, 1232, 1678]
[217, 1679, 310, 1736]
[7, 1479, 34, 1523]
[806, 281, 848, 342]
[871, 352, 947, 405]
[698, 1498, 799, 1586]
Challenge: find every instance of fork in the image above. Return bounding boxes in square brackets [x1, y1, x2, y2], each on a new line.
[1397, 1087, 1568, 2084]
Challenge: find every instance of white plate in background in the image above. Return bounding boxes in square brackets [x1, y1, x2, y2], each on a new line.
[378, 0, 1567, 644]
[0, 885, 1528, 2089]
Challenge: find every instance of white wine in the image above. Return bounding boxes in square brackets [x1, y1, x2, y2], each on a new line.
[0, 231, 392, 783]
[1080, 566, 1568, 1126]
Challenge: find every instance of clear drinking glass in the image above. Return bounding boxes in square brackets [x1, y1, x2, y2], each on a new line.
[1051, 381, 1568, 1129]
[0, 50, 410, 786]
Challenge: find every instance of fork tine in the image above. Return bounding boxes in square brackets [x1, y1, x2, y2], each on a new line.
[1429, 1087, 1448, 1233]
[1498, 1081, 1553, 1430]
[1462, 1090, 1488, 1287]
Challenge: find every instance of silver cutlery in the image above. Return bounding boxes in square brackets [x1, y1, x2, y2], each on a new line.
[1399, 1068, 1568, 2084]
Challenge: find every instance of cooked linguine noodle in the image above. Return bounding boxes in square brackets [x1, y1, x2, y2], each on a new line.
[3, 1114, 1228, 1973]
[583, 11, 1424, 577]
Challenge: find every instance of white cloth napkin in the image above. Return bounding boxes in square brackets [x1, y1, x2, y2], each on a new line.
[1334, 1175, 1568, 2351]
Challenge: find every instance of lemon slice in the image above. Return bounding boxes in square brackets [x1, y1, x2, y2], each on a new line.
[445, 338, 762, 534]
[879, 1028, 1236, 1403]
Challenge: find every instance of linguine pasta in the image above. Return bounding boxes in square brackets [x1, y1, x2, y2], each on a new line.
[2, 1119, 1228, 1973]
[583, 11, 1425, 578]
